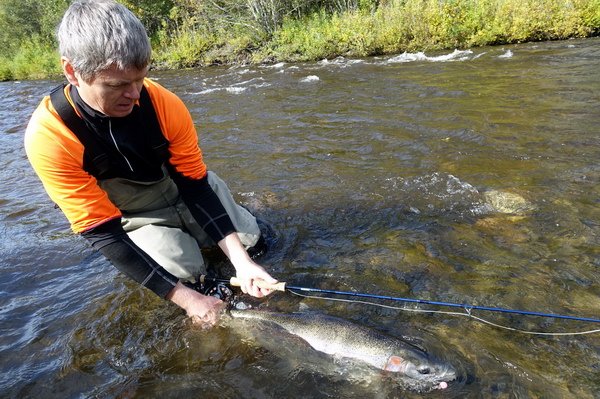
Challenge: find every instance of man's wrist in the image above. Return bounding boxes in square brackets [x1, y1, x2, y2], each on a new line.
[166, 281, 191, 307]
[219, 232, 252, 266]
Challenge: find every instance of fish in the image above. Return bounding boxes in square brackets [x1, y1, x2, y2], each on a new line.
[229, 309, 456, 390]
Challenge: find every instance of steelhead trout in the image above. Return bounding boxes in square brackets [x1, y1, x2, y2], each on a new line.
[230, 309, 456, 390]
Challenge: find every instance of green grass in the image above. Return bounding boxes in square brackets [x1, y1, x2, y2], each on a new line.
[1, 0, 599, 80]
[259, 0, 600, 62]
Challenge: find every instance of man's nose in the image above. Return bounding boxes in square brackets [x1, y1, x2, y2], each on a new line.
[123, 83, 142, 100]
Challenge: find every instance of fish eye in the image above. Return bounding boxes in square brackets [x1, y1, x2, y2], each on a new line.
[418, 367, 431, 375]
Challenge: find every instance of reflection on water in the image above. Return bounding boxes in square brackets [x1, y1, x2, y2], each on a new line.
[1, 38, 599, 398]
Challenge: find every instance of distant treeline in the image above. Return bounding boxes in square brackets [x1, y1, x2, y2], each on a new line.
[1, 0, 599, 80]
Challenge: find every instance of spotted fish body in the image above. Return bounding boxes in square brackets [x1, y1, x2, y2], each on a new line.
[230, 309, 456, 390]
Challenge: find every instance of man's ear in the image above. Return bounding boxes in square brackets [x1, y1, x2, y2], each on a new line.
[61, 57, 79, 86]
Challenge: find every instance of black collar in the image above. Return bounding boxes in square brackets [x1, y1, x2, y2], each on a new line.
[69, 85, 113, 129]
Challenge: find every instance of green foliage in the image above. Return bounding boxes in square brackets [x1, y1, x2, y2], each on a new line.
[120, 0, 175, 36]
[0, 0, 599, 80]
[576, 0, 600, 34]
[0, 0, 67, 80]
[0, 59, 12, 81]
[1, 36, 61, 81]
[267, 0, 600, 59]
[267, 10, 379, 61]
[0, 0, 68, 57]
[153, 26, 216, 68]
[475, 0, 590, 43]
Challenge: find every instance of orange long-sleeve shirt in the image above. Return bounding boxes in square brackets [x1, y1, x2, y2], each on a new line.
[25, 78, 207, 233]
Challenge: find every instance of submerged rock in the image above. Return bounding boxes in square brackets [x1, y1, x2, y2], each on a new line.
[483, 190, 535, 215]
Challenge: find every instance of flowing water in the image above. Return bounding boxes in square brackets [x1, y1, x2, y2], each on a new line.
[1, 38, 599, 398]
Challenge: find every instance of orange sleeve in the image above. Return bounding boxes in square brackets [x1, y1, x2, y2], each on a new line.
[144, 79, 207, 180]
[24, 92, 122, 233]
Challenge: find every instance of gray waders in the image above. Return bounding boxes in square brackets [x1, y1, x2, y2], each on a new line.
[98, 170, 260, 282]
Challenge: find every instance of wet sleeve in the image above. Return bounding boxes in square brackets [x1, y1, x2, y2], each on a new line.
[170, 171, 236, 243]
[81, 218, 179, 298]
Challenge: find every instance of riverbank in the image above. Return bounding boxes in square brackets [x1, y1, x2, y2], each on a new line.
[155, 0, 600, 68]
[1, 0, 598, 81]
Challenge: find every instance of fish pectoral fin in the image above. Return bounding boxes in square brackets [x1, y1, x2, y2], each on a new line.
[384, 355, 406, 372]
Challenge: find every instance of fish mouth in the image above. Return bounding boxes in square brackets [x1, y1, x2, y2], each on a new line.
[429, 367, 457, 391]
[402, 363, 457, 389]
[435, 367, 457, 385]
[430, 366, 457, 384]
[405, 370, 457, 392]
[437, 364, 457, 379]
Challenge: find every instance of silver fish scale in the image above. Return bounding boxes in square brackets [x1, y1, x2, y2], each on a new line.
[230, 310, 426, 371]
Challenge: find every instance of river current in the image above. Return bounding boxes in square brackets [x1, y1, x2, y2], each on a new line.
[1, 38, 599, 398]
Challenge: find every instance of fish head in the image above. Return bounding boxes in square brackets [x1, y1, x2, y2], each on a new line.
[385, 354, 457, 390]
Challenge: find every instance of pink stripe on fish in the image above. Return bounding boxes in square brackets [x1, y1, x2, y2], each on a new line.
[384, 355, 407, 372]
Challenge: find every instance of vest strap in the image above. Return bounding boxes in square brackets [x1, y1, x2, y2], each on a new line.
[50, 84, 113, 177]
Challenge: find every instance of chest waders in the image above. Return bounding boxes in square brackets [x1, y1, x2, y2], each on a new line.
[50, 86, 261, 282]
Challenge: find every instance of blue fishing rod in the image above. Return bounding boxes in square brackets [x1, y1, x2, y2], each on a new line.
[201, 275, 600, 324]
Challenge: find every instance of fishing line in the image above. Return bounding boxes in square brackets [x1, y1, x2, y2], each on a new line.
[288, 290, 600, 336]
[202, 275, 600, 334]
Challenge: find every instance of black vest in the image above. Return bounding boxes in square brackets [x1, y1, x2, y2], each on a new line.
[50, 85, 170, 180]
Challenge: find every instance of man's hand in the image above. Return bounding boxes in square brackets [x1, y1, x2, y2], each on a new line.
[218, 232, 278, 297]
[234, 262, 278, 297]
[166, 281, 227, 327]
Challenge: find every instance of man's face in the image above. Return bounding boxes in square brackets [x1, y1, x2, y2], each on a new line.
[73, 65, 149, 117]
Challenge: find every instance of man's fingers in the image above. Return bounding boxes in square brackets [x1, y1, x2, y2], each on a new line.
[247, 279, 275, 298]
[247, 279, 259, 297]
[246, 278, 279, 293]
[233, 275, 279, 297]
[191, 314, 214, 329]
[188, 297, 227, 328]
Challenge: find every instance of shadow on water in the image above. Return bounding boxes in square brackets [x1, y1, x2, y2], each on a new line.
[1, 39, 599, 398]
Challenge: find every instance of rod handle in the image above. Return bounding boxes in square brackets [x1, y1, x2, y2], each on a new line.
[229, 277, 287, 292]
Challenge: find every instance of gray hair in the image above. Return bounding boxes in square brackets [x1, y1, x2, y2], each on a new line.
[57, 0, 151, 81]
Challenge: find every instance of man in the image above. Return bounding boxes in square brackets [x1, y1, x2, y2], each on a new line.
[24, 0, 277, 326]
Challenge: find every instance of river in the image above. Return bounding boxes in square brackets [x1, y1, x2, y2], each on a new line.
[1, 38, 599, 398]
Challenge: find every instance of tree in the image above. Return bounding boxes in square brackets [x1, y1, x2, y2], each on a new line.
[120, 0, 175, 36]
[0, 0, 68, 57]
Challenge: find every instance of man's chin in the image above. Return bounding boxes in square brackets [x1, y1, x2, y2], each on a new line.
[110, 106, 134, 117]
